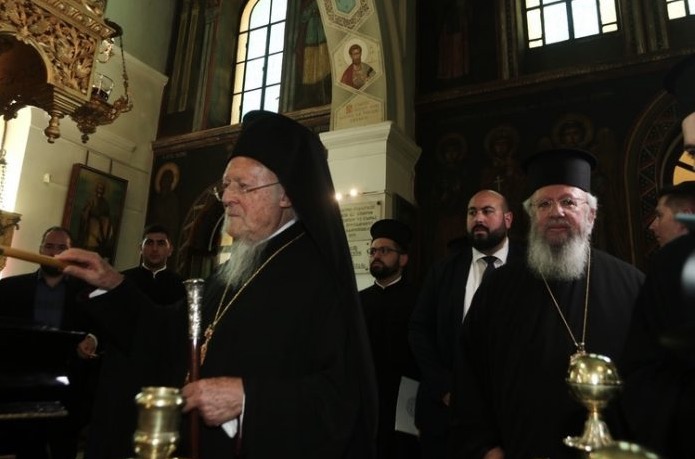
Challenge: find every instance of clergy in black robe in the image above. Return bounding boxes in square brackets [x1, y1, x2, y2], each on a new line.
[120, 265, 185, 305]
[60, 111, 377, 459]
[121, 223, 186, 305]
[85, 226, 186, 458]
[360, 219, 420, 459]
[455, 250, 643, 459]
[451, 149, 644, 459]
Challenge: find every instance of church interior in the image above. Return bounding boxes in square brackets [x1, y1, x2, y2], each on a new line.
[1, 1, 695, 457]
[1, 0, 694, 285]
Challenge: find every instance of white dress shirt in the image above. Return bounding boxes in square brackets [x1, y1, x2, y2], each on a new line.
[463, 238, 510, 320]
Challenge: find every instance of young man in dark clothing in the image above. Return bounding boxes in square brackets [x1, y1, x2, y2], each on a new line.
[360, 219, 420, 459]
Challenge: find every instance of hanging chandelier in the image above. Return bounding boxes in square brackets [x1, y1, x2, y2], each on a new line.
[70, 22, 132, 143]
[0, 0, 132, 143]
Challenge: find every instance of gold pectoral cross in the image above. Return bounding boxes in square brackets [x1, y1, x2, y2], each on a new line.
[200, 325, 214, 365]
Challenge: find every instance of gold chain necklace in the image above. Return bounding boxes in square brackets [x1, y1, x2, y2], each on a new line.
[541, 250, 591, 354]
[200, 231, 305, 364]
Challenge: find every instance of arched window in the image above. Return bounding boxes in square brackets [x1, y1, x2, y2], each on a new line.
[667, 0, 695, 19]
[231, 0, 288, 124]
[230, 0, 332, 124]
[524, 0, 619, 48]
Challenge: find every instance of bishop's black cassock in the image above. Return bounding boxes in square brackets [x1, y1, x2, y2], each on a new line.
[451, 250, 643, 459]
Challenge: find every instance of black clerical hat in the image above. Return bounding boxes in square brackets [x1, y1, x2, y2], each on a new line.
[521, 148, 597, 195]
[370, 219, 412, 251]
[229, 110, 327, 181]
[664, 54, 695, 119]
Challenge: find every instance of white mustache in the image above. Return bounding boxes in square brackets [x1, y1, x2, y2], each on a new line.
[544, 218, 570, 228]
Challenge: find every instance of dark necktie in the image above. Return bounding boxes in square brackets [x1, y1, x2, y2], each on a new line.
[482, 255, 498, 280]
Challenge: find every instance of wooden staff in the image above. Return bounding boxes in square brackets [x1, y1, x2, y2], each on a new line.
[183, 278, 205, 459]
[0, 244, 69, 270]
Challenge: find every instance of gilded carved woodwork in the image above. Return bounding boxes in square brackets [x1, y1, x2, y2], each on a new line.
[0, 0, 124, 142]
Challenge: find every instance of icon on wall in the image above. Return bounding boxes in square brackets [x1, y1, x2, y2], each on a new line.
[62, 164, 128, 263]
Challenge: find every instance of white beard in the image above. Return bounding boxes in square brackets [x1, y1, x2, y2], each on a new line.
[215, 238, 268, 290]
[527, 220, 592, 281]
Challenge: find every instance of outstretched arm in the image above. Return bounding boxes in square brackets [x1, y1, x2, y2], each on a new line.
[57, 248, 124, 290]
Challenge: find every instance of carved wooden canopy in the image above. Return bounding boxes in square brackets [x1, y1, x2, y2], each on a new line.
[0, 0, 119, 142]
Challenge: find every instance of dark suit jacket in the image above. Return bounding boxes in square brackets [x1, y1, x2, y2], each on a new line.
[0, 270, 90, 331]
[620, 234, 695, 458]
[408, 240, 524, 434]
[0, 270, 96, 441]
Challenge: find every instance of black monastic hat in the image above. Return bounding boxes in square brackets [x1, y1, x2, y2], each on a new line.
[229, 110, 327, 181]
[521, 148, 597, 195]
[664, 54, 695, 119]
[370, 219, 412, 251]
[228, 110, 351, 297]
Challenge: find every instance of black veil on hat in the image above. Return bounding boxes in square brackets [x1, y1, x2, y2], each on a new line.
[521, 148, 597, 196]
[370, 219, 412, 251]
[664, 54, 695, 119]
[229, 112, 352, 293]
[228, 110, 377, 454]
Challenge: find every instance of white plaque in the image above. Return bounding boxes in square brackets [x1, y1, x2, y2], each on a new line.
[339, 200, 382, 273]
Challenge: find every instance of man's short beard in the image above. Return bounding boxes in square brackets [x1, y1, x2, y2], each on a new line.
[369, 262, 399, 281]
[527, 220, 592, 281]
[469, 226, 507, 252]
[215, 239, 268, 290]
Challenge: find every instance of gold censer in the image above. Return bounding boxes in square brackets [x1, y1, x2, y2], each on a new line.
[564, 352, 621, 452]
[133, 387, 185, 459]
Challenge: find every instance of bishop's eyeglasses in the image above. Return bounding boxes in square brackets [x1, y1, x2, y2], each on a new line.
[533, 197, 587, 213]
[212, 181, 280, 201]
